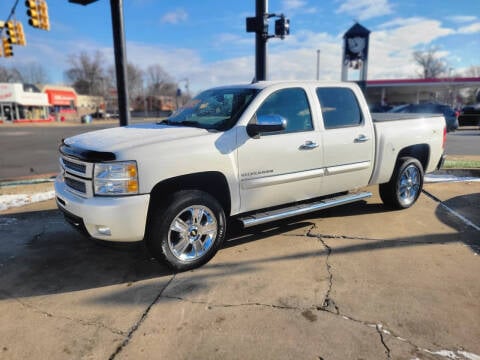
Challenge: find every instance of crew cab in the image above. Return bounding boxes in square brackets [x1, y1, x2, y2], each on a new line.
[55, 81, 446, 270]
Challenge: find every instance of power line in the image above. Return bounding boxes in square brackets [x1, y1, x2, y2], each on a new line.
[1, 0, 21, 36]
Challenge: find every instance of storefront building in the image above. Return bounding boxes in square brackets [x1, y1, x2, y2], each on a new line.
[42, 85, 77, 113]
[0, 83, 51, 123]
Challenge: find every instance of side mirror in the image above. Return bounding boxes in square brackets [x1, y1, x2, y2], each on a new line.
[247, 114, 287, 137]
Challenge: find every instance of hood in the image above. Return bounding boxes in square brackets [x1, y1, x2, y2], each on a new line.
[63, 123, 212, 155]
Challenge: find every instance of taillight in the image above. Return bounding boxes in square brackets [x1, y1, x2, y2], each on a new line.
[442, 126, 447, 149]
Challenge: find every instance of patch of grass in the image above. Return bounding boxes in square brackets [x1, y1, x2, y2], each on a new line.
[443, 159, 480, 169]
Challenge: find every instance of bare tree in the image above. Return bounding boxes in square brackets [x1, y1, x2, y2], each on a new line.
[107, 63, 145, 103]
[463, 65, 480, 103]
[145, 64, 175, 96]
[413, 47, 448, 79]
[64, 51, 106, 95]
[0, 66, 23, 83]
[16, 62, 49, 84]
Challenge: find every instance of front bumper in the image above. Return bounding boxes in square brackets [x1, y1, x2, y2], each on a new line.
[55, 176, 150, 242]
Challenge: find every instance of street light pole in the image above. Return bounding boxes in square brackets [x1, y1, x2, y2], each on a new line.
[110, 0, 130, 126]
[255, 0, 268, 81]
[69, 0, 131, 126]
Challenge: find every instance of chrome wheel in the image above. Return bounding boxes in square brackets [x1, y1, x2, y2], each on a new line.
[167, 205, 218, 262]
[397, 164, 421, 207]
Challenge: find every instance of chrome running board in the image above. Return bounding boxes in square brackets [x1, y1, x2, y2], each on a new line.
[238, 192, 372, 228]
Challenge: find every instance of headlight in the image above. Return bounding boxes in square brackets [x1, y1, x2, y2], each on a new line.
[93, 161, 139, 196]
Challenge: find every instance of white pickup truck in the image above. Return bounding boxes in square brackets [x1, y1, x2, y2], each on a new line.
[55, 81, 446, 270]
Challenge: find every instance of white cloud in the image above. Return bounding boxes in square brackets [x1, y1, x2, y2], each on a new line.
[161, 8, 188, 24]
[457, 22, 480, 34]
[125, 42, 203, 78]
[450, 15, 477, 24]
[368, 18, 455, 78]
[282, 0, 307, 10]
[336, 0, 392, 20]
[214, 33, 253, 47]
[281, 0, 317, 15]
[378, 17, 426, 29]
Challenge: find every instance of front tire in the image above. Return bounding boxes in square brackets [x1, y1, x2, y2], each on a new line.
[379, 157, 424, 209]
[146, 190, 226, 271]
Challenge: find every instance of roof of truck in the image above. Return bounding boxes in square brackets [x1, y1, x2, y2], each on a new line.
[209, 80, 357, 91]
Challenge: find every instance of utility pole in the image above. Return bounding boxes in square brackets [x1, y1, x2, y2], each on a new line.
[246, 0, 289, 82]
[110, 0, 130, 126]
[255, 0, 268, 81]
[69, 0, 130, 126]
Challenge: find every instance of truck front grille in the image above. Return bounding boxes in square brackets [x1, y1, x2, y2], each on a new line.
[63, 159, 86, 175]
[59, 156, 95, 197]
[65, 177, 87, 194]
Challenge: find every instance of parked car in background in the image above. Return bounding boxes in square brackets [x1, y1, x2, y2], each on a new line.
[459, 104, 480, 127]
[387, 103, 458, 132]
[90, 111, 106, 119]
[89, 111, 120, 120]
[369, 104, 393, 113]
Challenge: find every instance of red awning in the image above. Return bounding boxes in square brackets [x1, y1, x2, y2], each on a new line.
[45, 89, 77, 106]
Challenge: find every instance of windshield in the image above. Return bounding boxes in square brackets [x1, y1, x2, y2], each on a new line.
[161, 88, 259, 131]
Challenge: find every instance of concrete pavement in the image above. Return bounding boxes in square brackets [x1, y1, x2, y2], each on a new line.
[0, 181, 479, 360]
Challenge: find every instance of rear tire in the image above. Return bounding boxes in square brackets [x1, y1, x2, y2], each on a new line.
[146, 190, 226, 271]
[379, 157, 424, 209]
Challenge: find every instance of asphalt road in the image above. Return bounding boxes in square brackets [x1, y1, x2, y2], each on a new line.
[446, 128, 480, 156]
[0, 122, 479, 180]
[0, 123, 116, 179]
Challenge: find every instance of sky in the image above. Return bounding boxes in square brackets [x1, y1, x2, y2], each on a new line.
[1, 0, 479, 93]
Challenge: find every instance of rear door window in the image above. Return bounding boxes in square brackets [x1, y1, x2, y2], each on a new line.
[316, 87, 363, 129]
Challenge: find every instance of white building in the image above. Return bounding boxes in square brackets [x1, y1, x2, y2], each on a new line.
[0, 83, 51, 123]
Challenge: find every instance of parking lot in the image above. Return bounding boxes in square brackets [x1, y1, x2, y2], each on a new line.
[1, 181, 479, 360]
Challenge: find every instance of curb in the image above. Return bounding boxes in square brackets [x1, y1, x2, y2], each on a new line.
[0, 173, 57, 187]
[434, 168, 480, 178]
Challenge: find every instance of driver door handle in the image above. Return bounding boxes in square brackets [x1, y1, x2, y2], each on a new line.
[299, 140, 319, 150]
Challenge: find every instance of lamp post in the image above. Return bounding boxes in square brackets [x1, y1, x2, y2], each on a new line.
[246, 0, 290, 82]
[69, 0, 130, 126]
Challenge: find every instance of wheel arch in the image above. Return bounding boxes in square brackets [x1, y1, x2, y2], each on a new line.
[147, 171, 232, 220]
[396, 144, 430, 172]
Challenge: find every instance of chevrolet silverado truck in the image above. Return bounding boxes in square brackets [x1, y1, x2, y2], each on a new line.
[55, 81, 446, 270]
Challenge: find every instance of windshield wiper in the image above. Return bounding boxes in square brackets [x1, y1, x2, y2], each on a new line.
[176, 120, 203, 127]
[157, 119, 205, 128]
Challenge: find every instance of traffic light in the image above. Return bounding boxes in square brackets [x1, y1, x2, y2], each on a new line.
[38, 0, 50, 31]
[26, 0, 40, 28]
[275, 15, 290, 39]
[6, 21, 18, 44]
[2, 38, 13, 57]
[16, 22, 27, 46]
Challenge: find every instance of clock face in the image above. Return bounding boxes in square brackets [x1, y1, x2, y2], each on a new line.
[347, 37, 366, 54]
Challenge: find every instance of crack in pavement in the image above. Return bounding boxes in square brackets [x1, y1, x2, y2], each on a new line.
[305, 226, 478, 360]
[108, 274, 176, 360]
[162, 295, 299, 311]
[0, 290, 125, 336]
[316, 236, 340, 315]
[376, 324, 392, 359]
